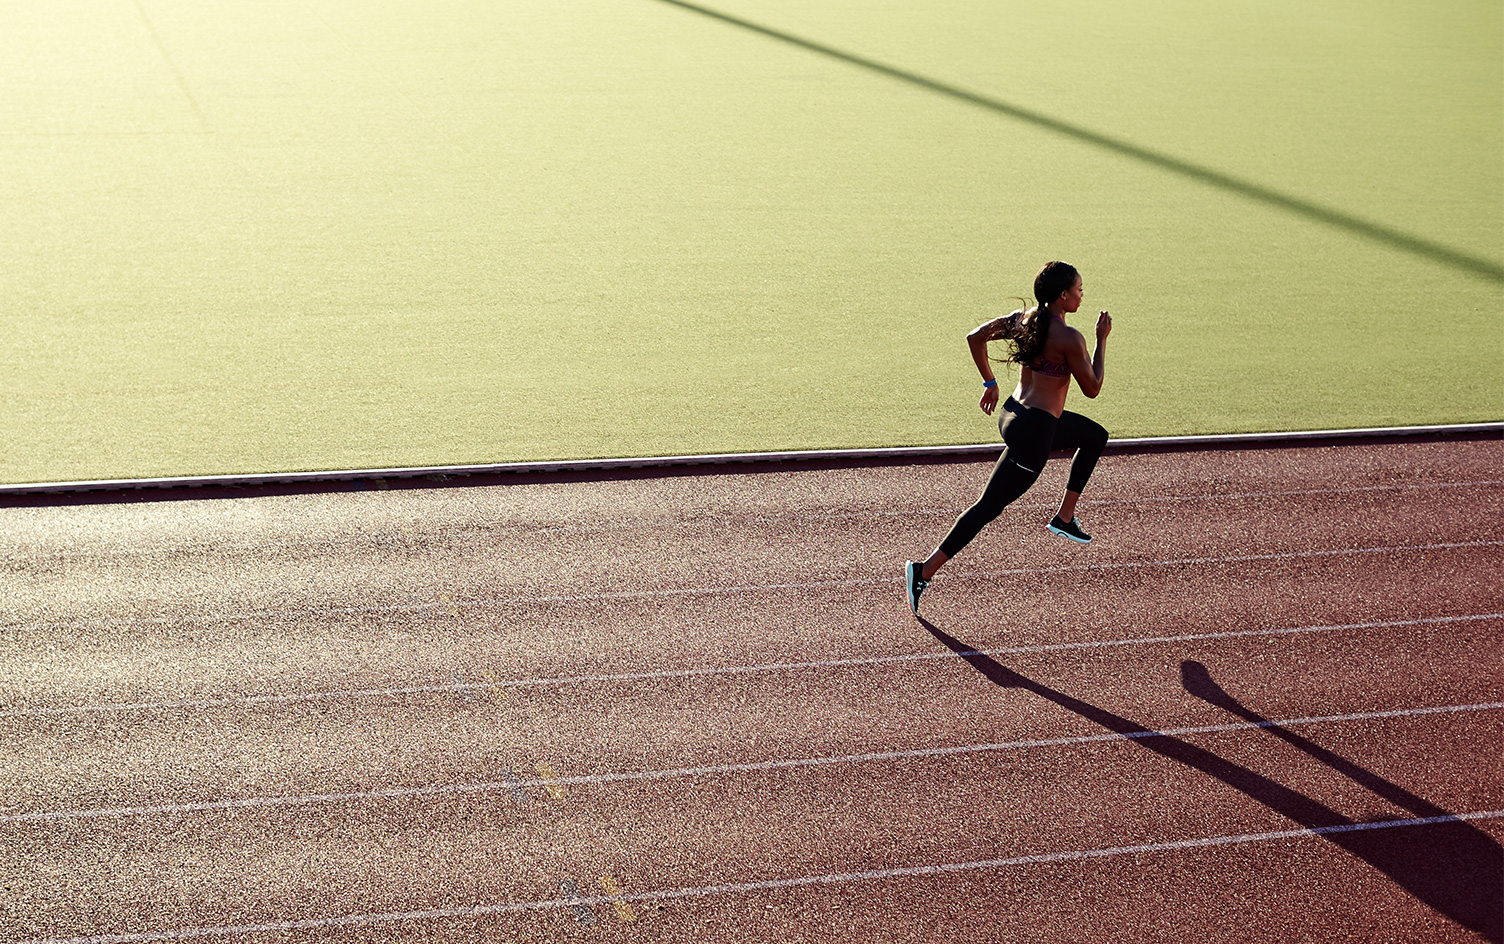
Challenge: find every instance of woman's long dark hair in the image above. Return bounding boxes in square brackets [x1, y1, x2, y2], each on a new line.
[997, 261, 1079, 366]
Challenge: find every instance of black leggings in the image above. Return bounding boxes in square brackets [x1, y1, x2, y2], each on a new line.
[938, 397, 1108, 558]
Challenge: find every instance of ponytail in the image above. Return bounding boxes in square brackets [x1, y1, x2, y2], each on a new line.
[993, 261, 1078, 367]
[1008, 307, 1050, 366]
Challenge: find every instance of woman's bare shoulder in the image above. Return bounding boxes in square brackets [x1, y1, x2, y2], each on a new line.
[972, 309, 1025, 341]
[1047, 318, 1087, 348]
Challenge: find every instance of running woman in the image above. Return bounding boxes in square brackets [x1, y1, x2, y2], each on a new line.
[906, 261, 1111, 614]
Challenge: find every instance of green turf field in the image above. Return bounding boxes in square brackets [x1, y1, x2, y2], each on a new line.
[2, 0, 1499, 483]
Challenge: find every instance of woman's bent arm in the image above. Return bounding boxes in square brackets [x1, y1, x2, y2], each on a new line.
[1066, 311, 1110, 398]
[966, 324, 1001, 415]
[966, 329, 997, 385]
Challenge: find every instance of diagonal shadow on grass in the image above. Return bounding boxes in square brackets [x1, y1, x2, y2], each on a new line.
[920, 617, 1504, 941]
[651, 0, 1504, 285]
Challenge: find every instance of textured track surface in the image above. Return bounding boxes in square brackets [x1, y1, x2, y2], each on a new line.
[3, 437, 1502, 943]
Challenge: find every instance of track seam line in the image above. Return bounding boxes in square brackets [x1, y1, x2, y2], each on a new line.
[17, 809, 1504, 944]
[9, 612, 1499, 718]
[10, 701, 1501, 824]
[6, 478, 1500, 560]
[514, 477, 1504, 536]
[4, 539, 1500, 634]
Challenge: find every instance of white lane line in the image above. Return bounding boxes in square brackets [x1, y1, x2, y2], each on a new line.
[8, 612, 1499, 718]
[8, 701, 1500, 825]
[18, 809, 1504, 944]
[274, 536, 1497, 604]
[494, 539, 1504, 609]
[1084, 477, 1504, 506]
[521, 477, 1504, 534]
[5, 538, 1500, 637]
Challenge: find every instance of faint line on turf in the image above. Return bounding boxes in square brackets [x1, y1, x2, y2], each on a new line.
[130, 0, 210, 131]
[648, 0, 1504, 283]
[3, 538, 1500, 637]
[8, 700, 1500, 824]
[6, 612, 1499, 718]
[18, 810, 1504, 944]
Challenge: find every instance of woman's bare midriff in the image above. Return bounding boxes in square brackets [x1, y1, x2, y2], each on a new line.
[1012, 368, 1070, 417]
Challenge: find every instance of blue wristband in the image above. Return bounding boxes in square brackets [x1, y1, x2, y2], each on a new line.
[982, 379, 997, 389]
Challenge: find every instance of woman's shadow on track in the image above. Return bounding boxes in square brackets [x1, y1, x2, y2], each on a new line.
[918, 617, 1503, 942]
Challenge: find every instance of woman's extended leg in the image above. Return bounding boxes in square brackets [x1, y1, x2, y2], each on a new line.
[919, 452, 1043, 579]
[918, 405, 1053, 579]
[1048, 410, 1108, 536]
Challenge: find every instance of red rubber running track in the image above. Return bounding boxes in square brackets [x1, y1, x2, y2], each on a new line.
[2, 435, 1500, 943]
